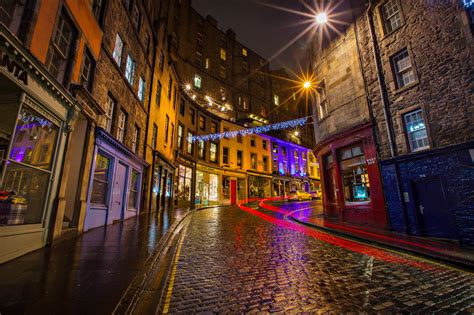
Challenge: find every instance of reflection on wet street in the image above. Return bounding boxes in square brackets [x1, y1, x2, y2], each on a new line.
[0, 207, 187, 314]
[163, 204, 473, 313]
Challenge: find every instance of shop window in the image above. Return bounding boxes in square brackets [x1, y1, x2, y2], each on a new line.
[46, 11, 77, 85]
[117, 109, 127, 142]
[250, 153, 257, 170]
[177, 165, 192, 202]
[91, 153, 111, 206]
[210, 142, 218, 163]
[223, 147, 229, 164]
[80, 49, 95, 91]
[187, 132, 194, 155]
[1, 106, 60, 225]
[237, 150, 243, 168]
[132, 124, 139, 153]
[152, 124, 157, 149]
[156, 80, 162, 107]
[128, 170, 140, 209]
[198, 139, 205, 159]
[125, 55, 135, 85]
[177, 124, 183, 149]
[380, 0, 403, 34]
[404, 109, 429, 152]
[391, 48, 416, 89]
[167, 76, 173, 99]
[138, 76, 146, 102]
[222, 176, 230, 199]
[104, 94, 116, 133]
[250, 136, 256, 147]
[263, 156, 269, 172]
[199, 116, 205, 130]
[339, 145, 370, 203]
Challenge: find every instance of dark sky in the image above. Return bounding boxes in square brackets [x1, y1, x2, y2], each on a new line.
[192, 0, 310, 71]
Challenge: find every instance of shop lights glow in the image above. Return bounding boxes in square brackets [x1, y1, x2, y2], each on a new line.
[191, 117, 308, 143]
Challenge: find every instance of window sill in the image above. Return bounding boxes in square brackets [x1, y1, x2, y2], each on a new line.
[380, 24, 406, 41]
[393, 80, 419, 95]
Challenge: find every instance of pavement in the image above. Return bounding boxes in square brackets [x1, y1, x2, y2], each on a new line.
[0, 206, 190, 314]
[278, 199, 474, 269]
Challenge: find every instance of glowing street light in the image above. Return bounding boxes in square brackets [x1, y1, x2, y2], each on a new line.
[185, 84, 191, 90]
[315, 12, 328, 24]
[303, 81, 312, 89]
[294, 131, 300, 137]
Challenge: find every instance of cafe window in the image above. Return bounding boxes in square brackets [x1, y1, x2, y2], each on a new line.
[128, 169, 140, 209]
[339, 145, 370, 203]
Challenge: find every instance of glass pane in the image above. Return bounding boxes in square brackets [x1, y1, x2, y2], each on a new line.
[340, 154, 370, 203]
[91, 154, 110, 205]
[10, 107, 59, 170]
[1, 161, 50, 225]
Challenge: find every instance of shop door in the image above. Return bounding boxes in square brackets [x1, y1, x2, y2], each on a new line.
[230, 180, 237, 204]
[110, 162, 127, 223]
[413, 177, 457, 240]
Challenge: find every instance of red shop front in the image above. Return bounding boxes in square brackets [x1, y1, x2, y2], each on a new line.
[315, 123, 387, 229]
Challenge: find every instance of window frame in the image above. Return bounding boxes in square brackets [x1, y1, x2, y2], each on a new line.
[390, 48, 417, 90]
[125, 54, 135, 85]
[401, 108, 431, 153]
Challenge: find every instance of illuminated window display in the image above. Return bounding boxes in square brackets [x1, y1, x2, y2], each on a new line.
[248, 175, 271, 198]
[196, 171, 219, 205]
[91, 153, 111, 206]
[128, 169, 140, 209]
[177, 165, 192, 202]
[1, 106, 60, 225]
[339, 145, 370, 203]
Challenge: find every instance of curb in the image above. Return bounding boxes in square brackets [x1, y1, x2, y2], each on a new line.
[289, 215, 474, 271]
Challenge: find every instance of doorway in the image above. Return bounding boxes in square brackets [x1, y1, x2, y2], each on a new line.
[413, 177, 457, 240]
[230, 180, 237, 204]
[109, 162, 127, 223]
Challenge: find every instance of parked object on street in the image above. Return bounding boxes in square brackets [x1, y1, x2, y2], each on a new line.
[288, 190, 312, 201]
[309, 191, 321, 199]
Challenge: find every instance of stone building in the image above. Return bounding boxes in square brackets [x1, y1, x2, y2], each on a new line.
[311, 0, 474, 246]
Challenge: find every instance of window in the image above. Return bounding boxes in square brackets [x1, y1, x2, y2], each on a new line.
[187, 132, 194, 154]
[262, 140, 267, 150]
[125, 55, 135, 85]
[159, 51, 164, 71]
[173, 88, 178, 109]
[250, 153, 257, 170]
[210, 122, 217, 134]
[220, 48, 226, 61]
[164, 115, 170, 144]
[223, 128, 230, 139]
[242, 97, 249, 110]
[92, 0, 105, 26]
[132, 125, 139, 152]
[199, 116, 205, 130]
[250, 136, 256, 147]
[144, 33, 150, 54]
[261, 106, 267, 117]
[198, 139, 205, 159]
[339, 145, 370, 203]
[138, 76, 146, 102]
[167, 76, 173, 99]
[242, 47, 248, 56]
[170, 123, 174, 149]
[189, 108, 195, 125]
[219, 66, 227, 79]
[237, 150, 243, 168]
[318, 81, 328, 119]
[195, 51, 203, 66]
[263, 156, 269, 172]
[282, 146, 287, 156]
[152, 124, 158, 149]
[273, 157, 278, 172]
[404, 109, 429, 152]
[197, 32, 203, 46]
[205, 58, 210, 69]
[237, 134, 243, 143]
[46, 12, 76, 84]
[117, 109, 127, 142]
[80, 49, 95, 91]
[194, 74, 202, 88]
[210, 142, 218, 163]
[104, 94, 115, 133]
[380, 0, 403, 34]
[128, 170, 140, 209]
[177, 124, 184, 149]
[273, 94, 280, 106]
[131, 3, 140, 30]
[223, 147, 229, 164]
[156, 80, 162, 106]
[91, 153, 111, 205]
[219, 87, 226, 101]
[242, 59, 248, 72]
[392, 49, 416, 89]
[272, 143, 278, 154]
[179, 99, 185, 116]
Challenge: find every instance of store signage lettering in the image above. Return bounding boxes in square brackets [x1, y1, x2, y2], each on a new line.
[0, 52, 28, 85]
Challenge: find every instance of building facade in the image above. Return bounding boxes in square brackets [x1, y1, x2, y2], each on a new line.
[311, 0, 474, 246]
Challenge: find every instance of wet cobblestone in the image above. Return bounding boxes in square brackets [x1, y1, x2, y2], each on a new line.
[164, 206, 474, 313]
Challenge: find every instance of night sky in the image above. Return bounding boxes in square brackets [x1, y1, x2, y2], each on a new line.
[192, 0, 310, 71]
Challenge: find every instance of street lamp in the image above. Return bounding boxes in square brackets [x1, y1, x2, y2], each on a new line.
[315, 12, 328, 25]
[294, 131, 300, 137]
[303, 81, 312, 89]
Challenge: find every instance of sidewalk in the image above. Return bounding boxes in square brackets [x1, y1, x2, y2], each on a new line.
[0, 207, 191, 314]
[288, 207, 474, 269]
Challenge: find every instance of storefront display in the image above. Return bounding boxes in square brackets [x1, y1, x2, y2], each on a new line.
[177, 164, 192, 204]
[248, 175, 271, 198]
[195, 170, 219, 206]
[339, 145, 370, 202]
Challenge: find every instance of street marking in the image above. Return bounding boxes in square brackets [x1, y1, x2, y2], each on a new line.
[162, 229, 187, 314]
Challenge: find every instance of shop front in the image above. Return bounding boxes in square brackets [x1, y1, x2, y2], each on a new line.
[0, 28, 78, 263]
[84, 129, 147, 231]
[174, 155, 195, 208]
[248, 173, 272, 198]
[316, 124, 387, 228]
[195, 164, 220, 207]
[221, 169, 246, 205]
[150, 151, 175, 213]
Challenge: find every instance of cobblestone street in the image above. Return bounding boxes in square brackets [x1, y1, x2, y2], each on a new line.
[160, 202, 473, 313]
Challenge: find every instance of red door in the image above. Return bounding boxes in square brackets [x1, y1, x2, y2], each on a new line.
[230, 180, 237, 204]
